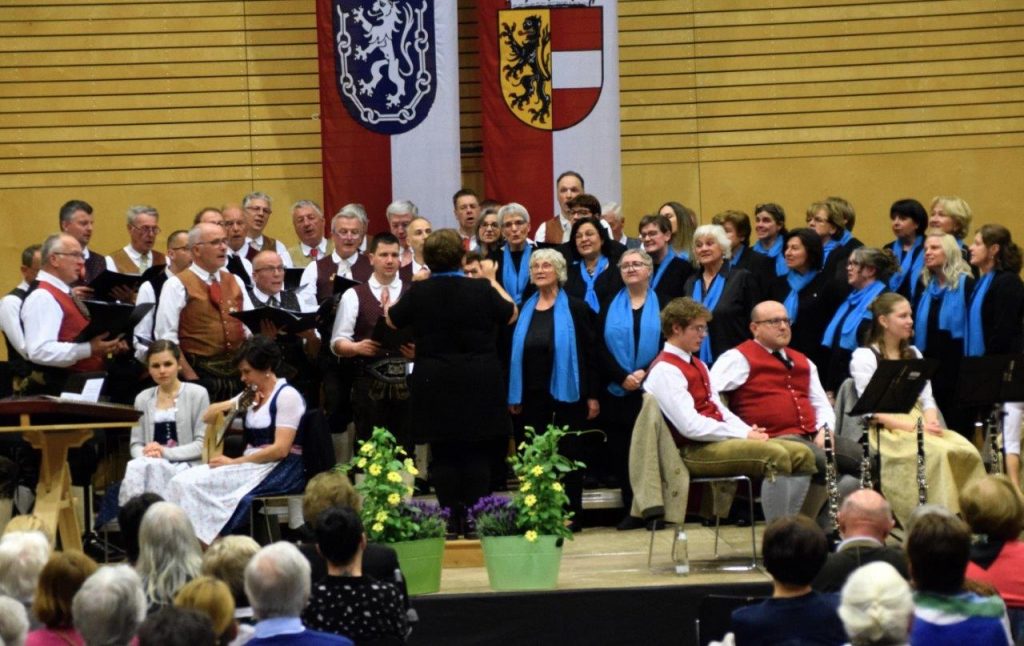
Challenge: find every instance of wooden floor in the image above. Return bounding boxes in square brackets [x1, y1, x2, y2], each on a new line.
[437, 522, 771, 594]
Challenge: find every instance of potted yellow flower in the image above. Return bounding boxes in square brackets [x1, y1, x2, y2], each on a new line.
[468, 424, 584, 590]
[341, 427, 448, 595]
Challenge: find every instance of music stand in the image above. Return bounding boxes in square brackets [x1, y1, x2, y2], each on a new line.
[956, 355, 1024, 472]
[849, 358, 939, 493]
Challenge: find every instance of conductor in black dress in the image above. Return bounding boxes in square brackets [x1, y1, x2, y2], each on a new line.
[386, 229, 517, 532]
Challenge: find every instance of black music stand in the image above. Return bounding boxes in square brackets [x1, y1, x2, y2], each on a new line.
[849, 358, 939, 493]
[957, 355, 1024, 471]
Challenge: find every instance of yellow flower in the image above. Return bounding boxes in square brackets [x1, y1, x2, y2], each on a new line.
[387, 471, 403, 483]
[356, 457, 367, 469]
[406, 485, 415, 496]
[552, 482, 563, 492]
[524, 494, 537, 507]
[372, 522, 384, 533]
[368, 464, 382, 476]
[531, 465, 544, 477]
[520, 481, 531, 492]
[397, 447, 407, 456]
[375, 511, 389, 522]
[404, 458, 419, 476]
[360, 442, 375, 455]
[387, 493, 401, 506]
[525, 530, 538, 542]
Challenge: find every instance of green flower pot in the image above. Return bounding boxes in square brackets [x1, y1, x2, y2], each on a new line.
[388, 537, 445, 595]
[481, 534, 563, 591]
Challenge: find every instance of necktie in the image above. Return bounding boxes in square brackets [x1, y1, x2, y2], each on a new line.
[70, 291, 91, 319]
[338, 259, 351, 280]
[209, 275, 222, 307]
[772, 350, 793, 370]
[267, 296, 278, 308]
[138, 255, 149, 272]
[309, 248, 319, 261]
[379, 286, 390, 310]
[462, 237, 470, 251]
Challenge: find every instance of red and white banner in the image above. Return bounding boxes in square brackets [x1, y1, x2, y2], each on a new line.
[479, 0, 621, 233]
[316, 0, 462, 233]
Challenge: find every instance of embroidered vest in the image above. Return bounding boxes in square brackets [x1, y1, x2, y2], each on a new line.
[36, 281, 104, 372]
[245, 234, 279, 261]
[729, 340, 817, 438]
[352, 282, 409, 358]
[177, 270, 245, 357]
[650, 350, 723, 446]
[314, 254, 372, 303]
[109, 248, 165, 275]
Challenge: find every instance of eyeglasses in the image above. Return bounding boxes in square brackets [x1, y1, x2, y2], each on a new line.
[687, 324, 708, 334]
[754, 317, 791, 327]
[131, 225, 161, 235]
[570, 208, 593, 217]
[638, 230, 664, 240]
[620, 262, 648, 271]
[53, 251, 85, 259]
[333, 229, 362, 239]
[480, 222, 500, 229]
[503, 220, 527, 229]
[254, 265, 285, 273]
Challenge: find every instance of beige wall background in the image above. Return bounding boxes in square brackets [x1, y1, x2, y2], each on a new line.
[1, 0, 1022, 312]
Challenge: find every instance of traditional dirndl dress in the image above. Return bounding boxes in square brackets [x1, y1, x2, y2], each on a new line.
[118, 408, 192, 504]
[167, 382, 305, 544]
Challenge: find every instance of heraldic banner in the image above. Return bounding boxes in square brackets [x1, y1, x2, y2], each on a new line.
[479, 0, 621, 233]
[316, 0, 462, 233]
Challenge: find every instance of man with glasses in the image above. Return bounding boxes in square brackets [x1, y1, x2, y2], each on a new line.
[22, 234, 129, 394]
[155, 222, 254, 401]
[452, 188, 480, 251]
[242, 192, 294, 267]
[711, 300, 862, 527]
[637, 213, 692, 306]
[106, 205, 165, 275]
[643, 297, 816, 523]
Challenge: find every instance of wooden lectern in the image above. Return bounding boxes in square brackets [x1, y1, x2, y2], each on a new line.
[0, 397, 140, 550]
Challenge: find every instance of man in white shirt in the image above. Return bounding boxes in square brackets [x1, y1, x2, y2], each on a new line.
[331, 233, 413, 453]
[452, 188, 480, 251]
[287, 200, 332, 268]
[643, 297, 815, 521]
[22, 234, 128, 394]
[386, 199, 417, 266]
[399, 217, 431, 282]
[106, 205, 165, 275]
[0, 245, 40, 394]
[534, 170, 584, 244]
[299, 205, 373, 308]
[219, 204, 254, 287]
[155, 223, 254, 401]
[241, 192, 294, 267]
[59, 200, 106, 290]
[711, 300, 863, 523]
[132, 229, 193, 363]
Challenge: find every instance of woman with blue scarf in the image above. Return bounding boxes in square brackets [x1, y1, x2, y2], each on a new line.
[929, 196, 974, 265]
[495, 202, 536, 306]
[967, 224, 1024, 485]
[712, 209, 778, 300]
[820, 247, 897, 394]
[638, 213, 692, 305]
[915, 231, 974, 437]
[564, 215, 623, 313]
[773, 228, 835, 372]
[884, 199, 928, 301]
[806, 199, 864, 288]
[508, 248, 599, 529]
[596, 249, 661, 530]
[658, 201, 696, 261]
[682, 224, 758, 365]
[751, 202, 789, 277]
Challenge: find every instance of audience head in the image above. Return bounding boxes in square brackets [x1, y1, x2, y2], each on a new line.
[783, 228, 824, 272]
[838, 561, 914, 646]
[201, 536, 261, 610]
[929, 196, 972, 239]
[660, 297, 712, 344]
[905, 509, 971, 595]
[136, 606, 215, 646]
[960, 474, 1024, 541]
[72, 564, 147, 646]
[762, 515, 828, 587]
[137, 501, 202, 608]
[837, 489, 894, 543]
[0, 595, 28, 646]
[174, 575, 237, 644]
[303, 471, 361, 528]
[529, 248, 568, 287]
[423, 229, 464, 273]
[0, 530, 50, 604]
[244, 542, 311, 621]
[118, 493, 163, 565]
[315, 506, 366, 568]
[32, 550, 98, 631]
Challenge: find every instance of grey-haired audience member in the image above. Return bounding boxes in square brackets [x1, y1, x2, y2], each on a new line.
[72, 565, 147, 646]
[838, 561, 913, 645]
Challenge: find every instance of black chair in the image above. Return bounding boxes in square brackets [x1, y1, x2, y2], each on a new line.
[695, 593, 765, 646]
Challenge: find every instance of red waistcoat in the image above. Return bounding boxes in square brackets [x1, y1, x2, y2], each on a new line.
[728, 340, 816, 438]
[36, 281, 104, 372]
[651, 350, 723, 446]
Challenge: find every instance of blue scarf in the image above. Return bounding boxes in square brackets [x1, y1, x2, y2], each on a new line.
[965, 271, 995, 356]
[784, 269, 819, 325]
[821, 280, 886, 351]
[729, 245, 745, 269]
[889, 236, 925, 299]
[651, 255, 674, 289]
[603, 288, 660, 396]
[677, 249, 690, 262]
[753, 237, 787, 276]
[822, 229, 853, 265]
[501, 245, 532, 305]
[915, 277, 967, 352]
[578, 255, 609, 313]
[692, 273, 726, 363]
[508, 290, 580, 404]
[431, 271, 463, 278]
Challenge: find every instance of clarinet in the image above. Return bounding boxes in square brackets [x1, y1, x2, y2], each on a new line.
[859, 415, 873, 490]
[916, 417, 927, 506]
[822, 424, 840, 536]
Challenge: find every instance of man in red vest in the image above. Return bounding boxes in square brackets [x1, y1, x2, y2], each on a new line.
[21, 233, 129, 395]
[643, 297, 816, 522]
[710, 300, 862, 522]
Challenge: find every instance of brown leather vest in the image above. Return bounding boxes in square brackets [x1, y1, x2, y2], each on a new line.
[109, 248, 165, 275]
[543, 217, 565, 245]
[177, 270, 245, 357]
